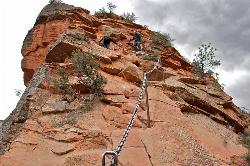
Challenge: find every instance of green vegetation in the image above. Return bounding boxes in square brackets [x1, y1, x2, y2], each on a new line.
[95, 2, 137, 23]
[192, 43, 220, 75]
[243, 132, 250, 165]
[107, 2, 117, 14]
[89, 73, 107, 96]
[192, 43, 223, 89]
[152, 31, 174, 48]
[246, 152, 250, 165]
[244, 132, 250, 147]
[53, 67, 78, 102]
[211, 73, 225, 90]
[53, 67, 70, 94]
[15, 89, 24, 97]
[122, 12, 137, 23]
[71, 50, 99, 78]
[94, 7, 108, 18]
[71, 49, 107, 97]
[94, 2, 117, 19]
[53, 49, 106, 103]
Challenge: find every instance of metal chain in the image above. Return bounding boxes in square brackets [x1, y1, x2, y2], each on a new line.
[104, 56, 162, 166]
[114, 72, 148, 156]
[115, 57, 161, 151]
[108, 73, 147, 166]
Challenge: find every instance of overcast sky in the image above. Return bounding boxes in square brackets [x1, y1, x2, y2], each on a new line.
[0, 0, 249, 119]
[131, 0, 250, 111]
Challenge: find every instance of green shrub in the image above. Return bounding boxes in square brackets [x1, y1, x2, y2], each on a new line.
[53, 67, 78, 102]
[15, 89, 24, 97]
[94, 7, 109, 18]
[53, 67, 69, 91]
[192, 43, 223, 90]
[246, 152, 250, 165]
[122, 12, 137, 23]
[211, 79, 225, 90]
[244, 132, 250, 147]
[53, 49, 106, 102]
[192, 43, 220, 75]
[71, 49, 99, 77]
[89, 74, 107, 96]
[152, 31, 174, 48]
[210, 73, 225, 90]
[94, 2, 117, 19]
[71, 49, 107, 97]
[191, 61, 204, 75]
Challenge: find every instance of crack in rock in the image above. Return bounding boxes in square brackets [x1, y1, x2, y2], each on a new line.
[141, 139, 153, 166]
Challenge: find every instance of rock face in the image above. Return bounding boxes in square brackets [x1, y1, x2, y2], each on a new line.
[0, 2, 249, 166]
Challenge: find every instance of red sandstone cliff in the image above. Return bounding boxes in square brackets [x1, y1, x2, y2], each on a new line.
[0, 2, 249, 166]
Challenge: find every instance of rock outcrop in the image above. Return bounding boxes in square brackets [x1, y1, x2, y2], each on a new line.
[0, 2, 249, 166]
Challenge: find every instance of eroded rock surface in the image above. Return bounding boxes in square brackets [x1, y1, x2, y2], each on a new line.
[1, 2, 249, 166]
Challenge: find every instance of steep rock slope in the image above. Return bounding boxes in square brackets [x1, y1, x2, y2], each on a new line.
[0, 2, 249, 166]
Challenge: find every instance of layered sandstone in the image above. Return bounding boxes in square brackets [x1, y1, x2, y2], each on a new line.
[0, 2, 249, 166]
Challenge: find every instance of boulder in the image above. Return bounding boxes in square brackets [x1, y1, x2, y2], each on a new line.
[147, 67, 169, 81]
[101, 61, 125, 75]
[120, 64, 143, 84]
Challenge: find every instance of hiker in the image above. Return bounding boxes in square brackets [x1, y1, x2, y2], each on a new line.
[99, 35, 117, 49]
[130, 31, 142, 51]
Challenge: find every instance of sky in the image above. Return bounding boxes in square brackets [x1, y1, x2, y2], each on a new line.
[0, 0, 249, 119]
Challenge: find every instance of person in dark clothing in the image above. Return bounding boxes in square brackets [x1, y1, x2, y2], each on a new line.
[99, 36, 117, 49]
[130, 31, 142, 51]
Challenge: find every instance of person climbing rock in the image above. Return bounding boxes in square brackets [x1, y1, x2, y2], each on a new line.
[99, 35, 117, 49]
[130, 31, 142, 51]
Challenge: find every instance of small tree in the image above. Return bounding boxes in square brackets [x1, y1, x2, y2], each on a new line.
[122, 12, 137, 23]
[192, 43, 220, 75]
[71, 49, 107, 96]
[107, 2, 117, 14]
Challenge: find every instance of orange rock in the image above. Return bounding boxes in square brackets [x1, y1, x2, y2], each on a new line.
[1, 2, 248, 166]
[120, 63, 143, 84]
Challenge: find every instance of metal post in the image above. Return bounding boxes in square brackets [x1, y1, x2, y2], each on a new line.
[145, 74, 151, 128]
